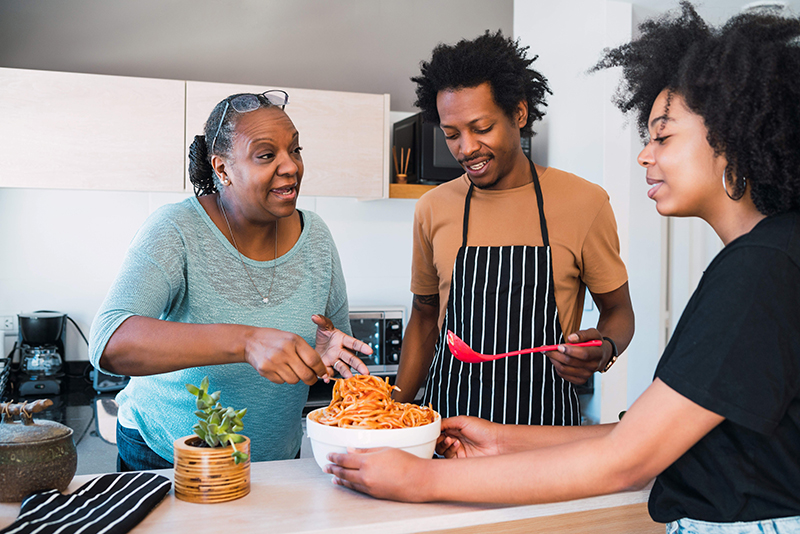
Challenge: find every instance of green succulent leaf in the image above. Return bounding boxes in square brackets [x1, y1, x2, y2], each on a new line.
[232, 451, 248, 465]
[186, 376, 248, 451]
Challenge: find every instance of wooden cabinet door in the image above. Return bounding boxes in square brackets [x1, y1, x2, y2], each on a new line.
[0, 67, 185, 192]
[186, 81, 389, 199]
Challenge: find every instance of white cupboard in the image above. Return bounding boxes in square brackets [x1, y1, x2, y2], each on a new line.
[0, 68, 391, 198]
[0, 67, 186, 192]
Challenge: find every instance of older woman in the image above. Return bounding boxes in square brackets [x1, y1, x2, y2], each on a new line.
[89, 90, 370, 470]
[325, 4, 800, 532]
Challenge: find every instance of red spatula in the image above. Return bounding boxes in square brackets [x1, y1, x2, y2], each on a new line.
[446, 330, 603, 364]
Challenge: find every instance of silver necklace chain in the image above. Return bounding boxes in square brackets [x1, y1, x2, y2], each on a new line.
[217, 196, 277, 304]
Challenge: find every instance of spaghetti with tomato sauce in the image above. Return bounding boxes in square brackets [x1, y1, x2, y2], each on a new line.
[309, 375, 438, 429]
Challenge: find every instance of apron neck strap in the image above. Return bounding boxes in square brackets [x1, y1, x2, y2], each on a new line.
[530, 159, 549, 247]
[462, 182, 475, 246]
[462, 159, 549, 247]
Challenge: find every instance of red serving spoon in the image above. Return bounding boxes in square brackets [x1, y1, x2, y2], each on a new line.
[446, 330, 603, 364]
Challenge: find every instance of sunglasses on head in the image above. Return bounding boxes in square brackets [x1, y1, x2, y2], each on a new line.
[210, 90, 290, 154]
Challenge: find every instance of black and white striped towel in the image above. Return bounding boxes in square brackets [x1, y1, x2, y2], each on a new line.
[1, 472, 171, 534]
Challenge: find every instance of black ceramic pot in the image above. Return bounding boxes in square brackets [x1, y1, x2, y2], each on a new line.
[0, 400, 77, 502]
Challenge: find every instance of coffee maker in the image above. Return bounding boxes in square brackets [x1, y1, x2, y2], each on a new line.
[17, 311, 67, 396]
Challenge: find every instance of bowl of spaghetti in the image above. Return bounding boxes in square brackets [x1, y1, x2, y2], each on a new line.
[306, 375, 441, 470]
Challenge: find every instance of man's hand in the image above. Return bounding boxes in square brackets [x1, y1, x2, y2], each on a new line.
[544, 328, 607, 385]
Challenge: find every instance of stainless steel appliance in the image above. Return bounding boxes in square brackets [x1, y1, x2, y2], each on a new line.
[348, 306, 405, 375]
[17, 312, 67, 396]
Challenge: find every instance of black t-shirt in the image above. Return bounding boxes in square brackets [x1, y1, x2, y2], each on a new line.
[649, 211, 800, 524]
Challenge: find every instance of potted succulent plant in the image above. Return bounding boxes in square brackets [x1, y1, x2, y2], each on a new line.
[172, 376, 251, 504]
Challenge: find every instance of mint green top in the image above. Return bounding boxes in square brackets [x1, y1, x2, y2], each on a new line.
[89, 196, 351, 462]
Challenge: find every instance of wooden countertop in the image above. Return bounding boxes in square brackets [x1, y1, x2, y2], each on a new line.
[0, 459, 662, 533]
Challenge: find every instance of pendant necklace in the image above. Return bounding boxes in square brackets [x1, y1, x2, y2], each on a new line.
[218, 196, 277, 304]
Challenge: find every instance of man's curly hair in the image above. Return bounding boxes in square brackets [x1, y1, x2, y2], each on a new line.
[412, 30, 551, 137]
[593, 1, 800, 216]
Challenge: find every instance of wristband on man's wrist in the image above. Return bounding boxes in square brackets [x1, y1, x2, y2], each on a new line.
[600, 336, 619, 373]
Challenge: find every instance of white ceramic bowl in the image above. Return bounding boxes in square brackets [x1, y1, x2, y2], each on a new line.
[305, 408, 441, 470]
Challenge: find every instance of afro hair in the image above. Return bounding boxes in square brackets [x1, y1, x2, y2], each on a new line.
[593, 1, 800, 216]
[412, 30, 551, 137]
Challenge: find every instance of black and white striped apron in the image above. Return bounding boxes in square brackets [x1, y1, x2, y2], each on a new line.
[422, 160, 580, 425]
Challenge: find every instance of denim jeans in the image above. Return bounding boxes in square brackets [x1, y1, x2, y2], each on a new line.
[666, 516, 800, 534]
[116, 422, 173, 472]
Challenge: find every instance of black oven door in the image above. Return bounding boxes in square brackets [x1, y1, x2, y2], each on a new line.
[349, 313, 383, 369]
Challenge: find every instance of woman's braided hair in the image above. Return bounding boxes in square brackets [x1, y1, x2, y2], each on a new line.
[188, 93, 278, 197]
[593, 1, 800, 215]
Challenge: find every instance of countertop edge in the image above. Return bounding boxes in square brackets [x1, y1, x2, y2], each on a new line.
[297, 484, 653, 534]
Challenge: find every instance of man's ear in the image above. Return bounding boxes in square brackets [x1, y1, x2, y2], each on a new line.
[516, 100, 529, 129]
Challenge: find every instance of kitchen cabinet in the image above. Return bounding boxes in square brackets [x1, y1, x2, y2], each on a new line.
[186, 81, 390, 199]
[0, 67, 186, 192]
[0, 459, 662, 533]
[0, 68, 391, 198]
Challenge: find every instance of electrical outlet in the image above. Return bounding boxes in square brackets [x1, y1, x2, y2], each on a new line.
[1, 316, 16, 332]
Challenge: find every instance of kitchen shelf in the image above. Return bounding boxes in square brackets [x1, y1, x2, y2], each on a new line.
[389, 183, 436, 199]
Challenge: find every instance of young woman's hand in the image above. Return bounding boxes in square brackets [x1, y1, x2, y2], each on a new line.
[325, 447, 432, 502]
[436, 416, 504, 458]
[312, 314, 371, 379]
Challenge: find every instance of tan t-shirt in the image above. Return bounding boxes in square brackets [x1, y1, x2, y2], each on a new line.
[411, 168, 628, 336]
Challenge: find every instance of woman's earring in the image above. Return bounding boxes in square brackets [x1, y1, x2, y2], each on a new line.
[723, 169, 746, 201]
[218, 174, 230, 186]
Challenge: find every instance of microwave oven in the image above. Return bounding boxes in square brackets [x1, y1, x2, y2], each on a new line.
[348, 306, 405, 375]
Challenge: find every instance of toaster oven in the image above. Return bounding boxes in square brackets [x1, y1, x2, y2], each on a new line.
[348, 306, 405, 375]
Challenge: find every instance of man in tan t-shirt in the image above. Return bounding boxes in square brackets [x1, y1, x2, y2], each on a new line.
[393, 31, 634, 426]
